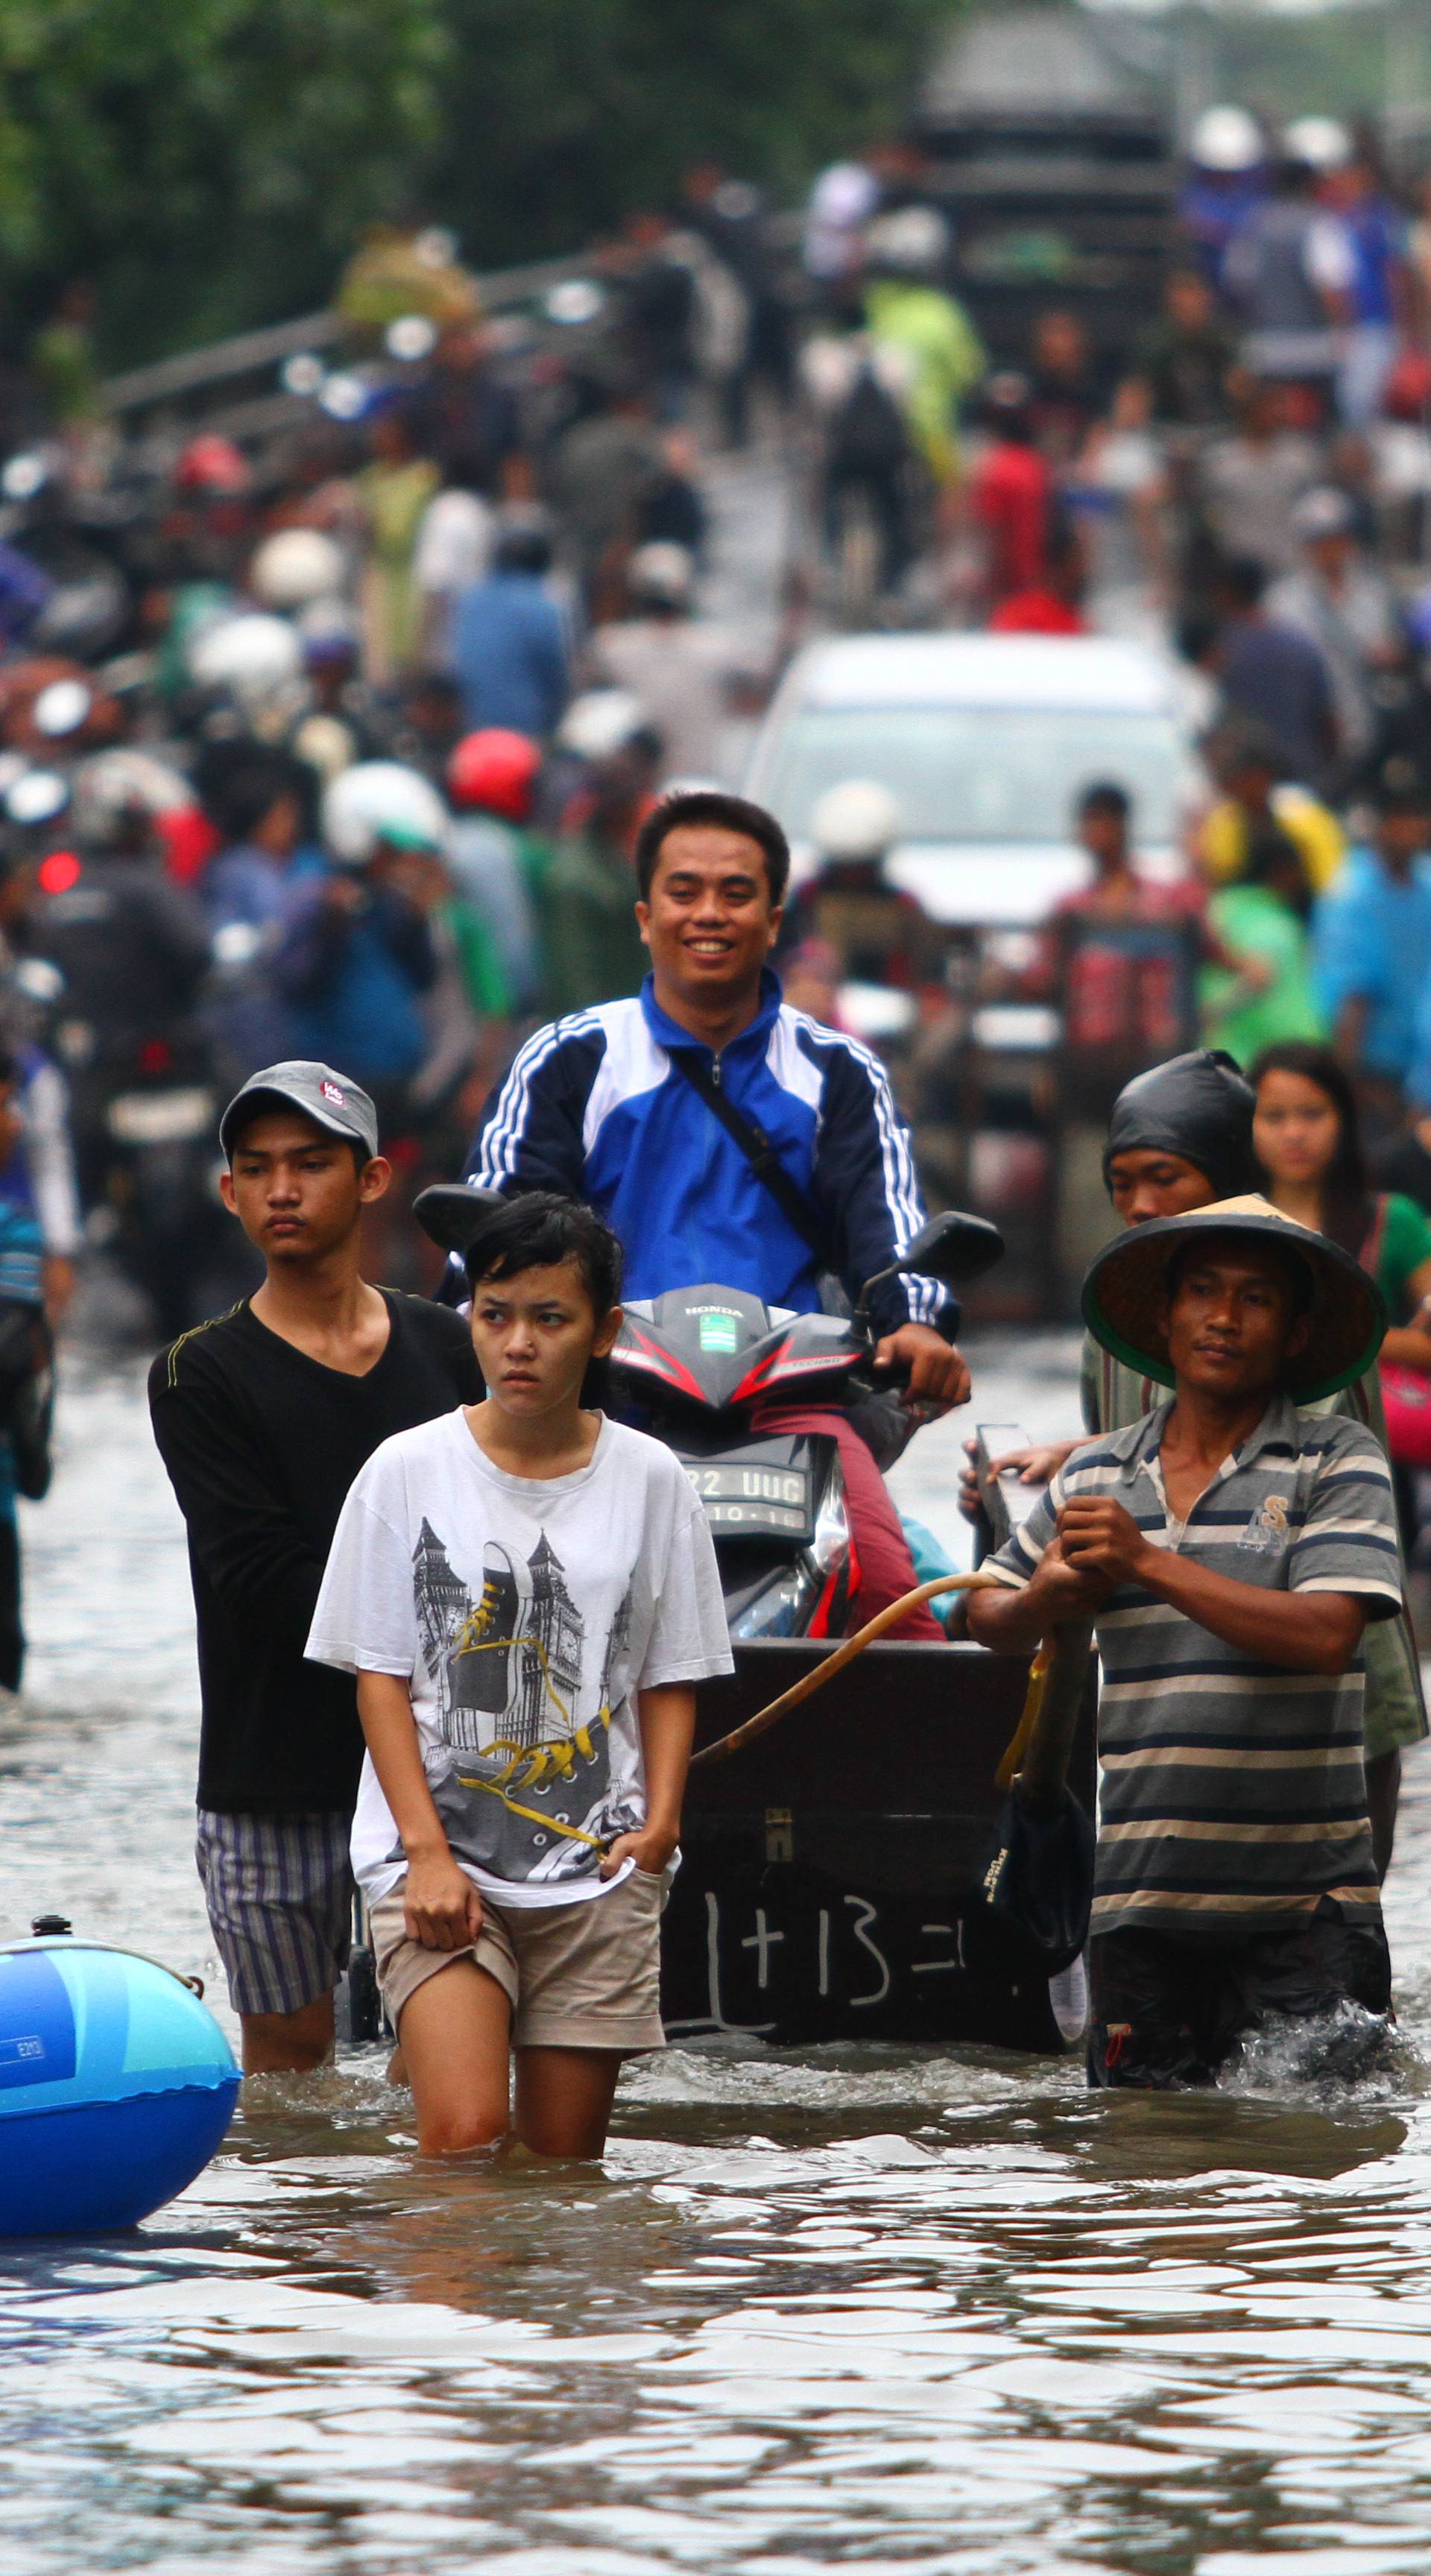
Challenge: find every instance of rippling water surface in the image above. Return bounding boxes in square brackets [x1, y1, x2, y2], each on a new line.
[5, 1339, 1431, 2575]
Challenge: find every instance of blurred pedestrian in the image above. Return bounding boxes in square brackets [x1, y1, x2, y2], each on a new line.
[778, 780, 943, 991]
[355, 400, 440, 682]
[1131, 266, 1237, 430]
[1324, 151, 1408, 429]
[1222, 155, 1354, 402]
[446, 729, 547, 1015]
[1266, 485, 1402, 777]
[587, 543, 740, 778]
[1210, 555, 1336, 784]
[1027, 309, 1107, 467]
[538, 719, 662, 1016]
[1199, 373, 1321, 578]
[449, 514, 569, 739]
[1314, 757, 1431, 1125]
[1198, 719, 1346, 903]
[968, 373, 1052, 612]
[1201, 820, 1324, 1067]
[412, 452, 494, 663]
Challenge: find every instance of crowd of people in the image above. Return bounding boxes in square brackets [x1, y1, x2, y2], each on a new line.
[0, 110, 1427, 2136]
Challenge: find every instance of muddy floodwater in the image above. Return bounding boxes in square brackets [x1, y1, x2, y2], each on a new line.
[5, 1336, 1431, 2575]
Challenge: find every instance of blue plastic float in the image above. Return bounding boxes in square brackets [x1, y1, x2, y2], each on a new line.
[0, 1931, 238, 2235]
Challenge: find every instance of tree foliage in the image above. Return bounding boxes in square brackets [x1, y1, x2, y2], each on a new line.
[0, 0, 952, 362]
[0, 0, 445, 359]
[428, 0, 953, 266]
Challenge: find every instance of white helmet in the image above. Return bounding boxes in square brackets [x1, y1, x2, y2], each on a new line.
[248, 528, 347, 611]
[555, 689, 651, 763]
[1283, 114, 1353, 173]
[628, 541, 695, 608]
[322, 760, 448, 868]
[189, 611, 303, 705]
[863, 206, 950, 277]
[72, 748, 195, 844]
[1189, 106, 1263, 174]
[810, 777, 904, 862]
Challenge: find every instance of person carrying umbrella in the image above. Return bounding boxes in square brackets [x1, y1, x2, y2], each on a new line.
[967, 1196, 1400, 2089]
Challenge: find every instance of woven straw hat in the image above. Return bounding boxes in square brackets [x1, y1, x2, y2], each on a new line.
[1081, 1193, 1386, 1402]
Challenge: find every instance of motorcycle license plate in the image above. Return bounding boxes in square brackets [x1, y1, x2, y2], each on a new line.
[106, 1087, 216, 1145]
[683, 1462, 812, 1538]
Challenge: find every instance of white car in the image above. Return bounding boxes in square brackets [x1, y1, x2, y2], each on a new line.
[746, 631, 1204, 926]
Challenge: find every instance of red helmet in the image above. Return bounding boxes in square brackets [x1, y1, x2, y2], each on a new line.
[175, 434, 250, 495]
[447, 727, 540, 822]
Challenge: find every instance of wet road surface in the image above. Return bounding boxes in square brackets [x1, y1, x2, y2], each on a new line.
[4, 1339, 1431, 2575]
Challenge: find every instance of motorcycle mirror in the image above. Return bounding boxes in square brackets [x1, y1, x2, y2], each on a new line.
[411, 1181, 508, 1260]
[859, 1210, 1005, 1313]
[897, 1210, 1005, 1287]
[5, 768, 69, 826]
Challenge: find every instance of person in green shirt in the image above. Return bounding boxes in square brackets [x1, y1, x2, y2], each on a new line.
[1201, 826, 1327, 1065]
[536, 732, 659, 1016]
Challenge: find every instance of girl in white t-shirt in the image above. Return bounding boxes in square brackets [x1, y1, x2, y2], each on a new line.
[308, 1191, 730, 2157]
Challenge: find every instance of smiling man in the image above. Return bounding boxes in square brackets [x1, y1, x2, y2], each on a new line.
[464, 787, 970, 1632]
[967, 1196, 1401, 2089]
[149, 1061, 478, 2075]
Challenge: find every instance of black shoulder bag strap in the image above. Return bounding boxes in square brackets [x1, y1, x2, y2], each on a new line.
[666, 1048, 837, 1275]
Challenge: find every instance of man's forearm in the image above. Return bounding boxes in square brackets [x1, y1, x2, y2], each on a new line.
[966, 1580, 1052, 1656]
[1137, 1550, 1366, 1673]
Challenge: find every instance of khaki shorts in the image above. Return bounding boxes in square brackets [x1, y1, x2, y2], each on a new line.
[368, 1867, 667, 2053]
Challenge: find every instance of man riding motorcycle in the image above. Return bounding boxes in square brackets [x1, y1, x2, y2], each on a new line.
[462, 786, 970, 1635]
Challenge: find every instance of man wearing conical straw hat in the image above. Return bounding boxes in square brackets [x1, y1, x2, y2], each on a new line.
[968, 1193, 1402, 2089]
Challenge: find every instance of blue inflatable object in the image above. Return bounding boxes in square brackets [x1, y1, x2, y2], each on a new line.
[0, 1937, 239, 2235]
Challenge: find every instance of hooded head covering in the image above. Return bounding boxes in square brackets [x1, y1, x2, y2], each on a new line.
[1102, 1050, 1257, 1204]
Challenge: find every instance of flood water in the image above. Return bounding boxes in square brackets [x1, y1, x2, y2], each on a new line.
[5, 1335, 1431, 2574]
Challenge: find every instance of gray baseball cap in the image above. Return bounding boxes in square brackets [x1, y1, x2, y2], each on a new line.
[219, 1060, 379, 1161]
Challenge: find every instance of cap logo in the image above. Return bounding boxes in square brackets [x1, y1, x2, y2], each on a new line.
[320, 1081, 346, 1108]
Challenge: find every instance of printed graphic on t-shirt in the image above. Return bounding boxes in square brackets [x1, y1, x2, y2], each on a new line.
[410, 1518, 640, 1884]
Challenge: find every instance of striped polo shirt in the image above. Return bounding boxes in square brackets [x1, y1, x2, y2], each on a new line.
[982, 1395, 1402, 1939]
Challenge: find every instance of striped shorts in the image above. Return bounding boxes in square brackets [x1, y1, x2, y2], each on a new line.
[196, 1808, 353, 2017]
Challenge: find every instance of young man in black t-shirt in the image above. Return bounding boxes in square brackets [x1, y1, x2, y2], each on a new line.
[149, 1060, 479, 2074]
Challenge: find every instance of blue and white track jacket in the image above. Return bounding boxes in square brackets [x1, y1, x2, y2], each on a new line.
[467, 971, 955, 1339]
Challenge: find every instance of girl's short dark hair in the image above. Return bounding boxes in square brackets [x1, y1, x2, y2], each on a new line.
[634, 789, 790, 904]
[464, 1190, 623, 1313]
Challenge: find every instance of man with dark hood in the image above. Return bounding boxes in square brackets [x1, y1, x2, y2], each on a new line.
[963, 1047, 1424, 1869]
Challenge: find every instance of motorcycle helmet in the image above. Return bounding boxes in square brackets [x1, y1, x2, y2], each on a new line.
[174, 434, 250, 496]
[810, 777, 903, 862]
[447, 728, 540, 821]
[627, 542, 695, 610]
[1188, 106, 1263, 173]
[297, 599, 362, 668]
[1283, 115, 1353, 173]
[322, 760, 448, 868]
[862, 206, 950, 277]
[4, 768, 69, 828]
[72, 748, 196, 847]
[248, 528, 346, 612]
[189, 611, 303, 707]
[555, 689, 649, 763]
